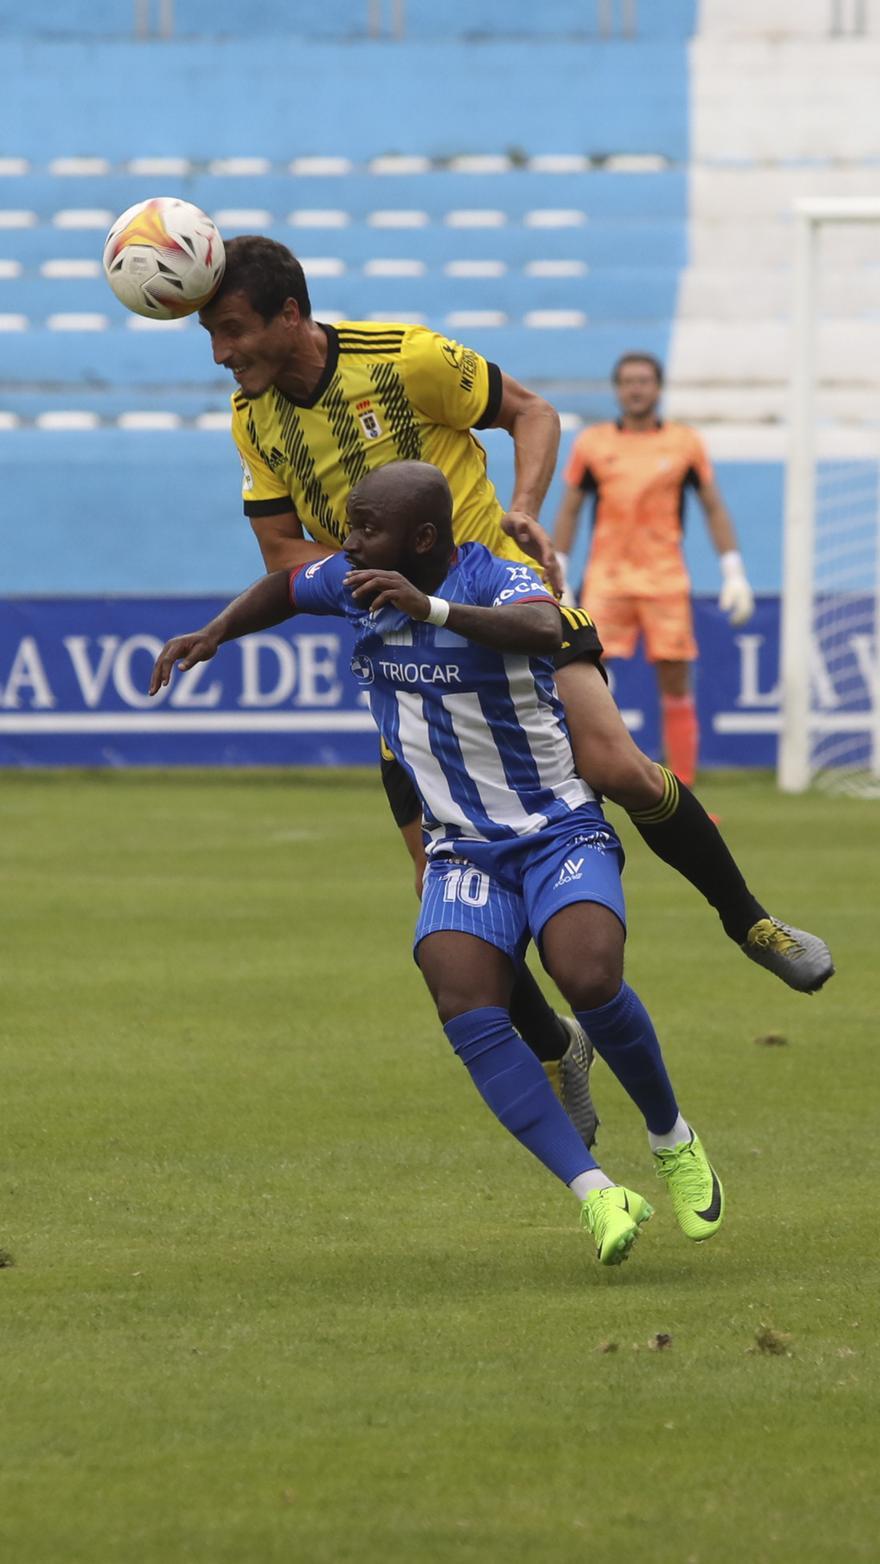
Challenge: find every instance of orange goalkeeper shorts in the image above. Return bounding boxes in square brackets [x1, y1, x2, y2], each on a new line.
[583, 591, 698, 664]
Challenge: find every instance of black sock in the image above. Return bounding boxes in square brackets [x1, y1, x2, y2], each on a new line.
[509, 965, 570, 1062]
[629, 767, 767, 944]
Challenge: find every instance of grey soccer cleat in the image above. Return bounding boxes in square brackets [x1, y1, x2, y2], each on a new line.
[543, 1015, 600, 1149]
[742, 917, 835, 994]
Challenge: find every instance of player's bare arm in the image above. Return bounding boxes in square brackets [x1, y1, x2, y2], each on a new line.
[698, 477, 755, 626]
[550, 484, 585, 592]
[345, 568, 561, 654]
[149, 569, 296, 694]
[698, 477, 739, 555]
[250, 508, 334, 572]
[489, 373, 563, 593]
[551, 485, 584, 558]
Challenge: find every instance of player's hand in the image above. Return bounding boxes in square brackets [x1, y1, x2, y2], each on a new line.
[718, 551, 755, 626]
[149, 631, 221, 695]
[344, 569, 431, 620]
[499, 510, 564, 596]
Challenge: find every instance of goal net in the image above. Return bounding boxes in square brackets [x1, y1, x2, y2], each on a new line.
[778, 198, 880, 795]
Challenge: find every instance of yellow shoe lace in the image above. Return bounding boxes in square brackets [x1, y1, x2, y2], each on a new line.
[749, 919, 802, 955]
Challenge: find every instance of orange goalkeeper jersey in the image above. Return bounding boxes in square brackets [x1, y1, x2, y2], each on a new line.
[564, 420, 713, 598]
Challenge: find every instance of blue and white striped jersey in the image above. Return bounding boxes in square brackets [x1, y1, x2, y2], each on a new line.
[290, 543, 594, 853]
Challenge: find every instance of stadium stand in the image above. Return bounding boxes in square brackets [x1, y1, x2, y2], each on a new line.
[0, 0, 878, 595]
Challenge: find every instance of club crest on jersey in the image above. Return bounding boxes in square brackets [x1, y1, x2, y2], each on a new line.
[355, 399, 382, 440]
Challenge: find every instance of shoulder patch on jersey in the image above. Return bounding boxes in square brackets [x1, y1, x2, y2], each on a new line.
[337, 327, 405, 357]
[490, 563, 546, 608]
[440, 339, 479, 393]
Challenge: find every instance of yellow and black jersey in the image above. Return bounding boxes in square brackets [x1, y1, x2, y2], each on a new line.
[230, 319, 534, 566]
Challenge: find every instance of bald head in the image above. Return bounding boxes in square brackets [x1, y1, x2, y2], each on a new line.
[344, 461, 455, 583]
[349, 462, 452, 535]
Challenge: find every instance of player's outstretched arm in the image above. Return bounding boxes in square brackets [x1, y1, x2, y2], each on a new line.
[698, 476, 754, 626]
[550, 484, 585, 601]
[251, 509, 338, 572]
[490, 373, 563, 593]
[149, 569, 295, 695]
[345, 568, 562, 654]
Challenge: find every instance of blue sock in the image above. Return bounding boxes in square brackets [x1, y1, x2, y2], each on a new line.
[576, 982, 679, 1135]
[443, 1006, 596, 1185]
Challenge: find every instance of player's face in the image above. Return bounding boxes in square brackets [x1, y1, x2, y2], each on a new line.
[344, 498, 407, 573]
[199, 291, 296, 398]
[614, 362, 661, 419]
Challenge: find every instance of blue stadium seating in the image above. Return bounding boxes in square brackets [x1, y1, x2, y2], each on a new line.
[5, 171, 687, 223]
[0, 322, 671, 387]
[0, 28, 694, 592]
[1, 218, 688, 272]
[0, 40, 692, 162]
[0, 1, 698, 40]
[1, 266, 682, 325]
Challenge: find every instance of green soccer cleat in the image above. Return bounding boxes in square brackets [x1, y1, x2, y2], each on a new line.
[653, 1132, 724, 1242]
[543, 1016, 600, 1150]
[580, 1185, 654, 1266]
[742, 916, 834, 994]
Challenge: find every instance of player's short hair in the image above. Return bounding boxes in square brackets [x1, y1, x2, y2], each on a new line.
[612, 351, 665, 385]
[214, 235, 312, 321]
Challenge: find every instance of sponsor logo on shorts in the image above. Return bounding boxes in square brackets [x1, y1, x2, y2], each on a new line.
[568, 830, 615, 852]
[554, 856, 585, 887]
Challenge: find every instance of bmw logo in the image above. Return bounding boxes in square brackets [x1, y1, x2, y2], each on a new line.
[351, 654, 374, 685]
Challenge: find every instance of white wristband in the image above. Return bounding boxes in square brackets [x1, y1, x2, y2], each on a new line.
[425, 595, 450, 627]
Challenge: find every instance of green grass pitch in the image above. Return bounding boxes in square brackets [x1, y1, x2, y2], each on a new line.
[1, 769, 877, 1563]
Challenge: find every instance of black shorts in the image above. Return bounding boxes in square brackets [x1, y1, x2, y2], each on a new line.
[380, 606, 606, 829]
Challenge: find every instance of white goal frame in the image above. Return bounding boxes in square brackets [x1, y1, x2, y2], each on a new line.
[778, 197, 880, 793]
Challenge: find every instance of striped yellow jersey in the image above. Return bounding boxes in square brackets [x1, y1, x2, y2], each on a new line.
[230, 319, 534, 567]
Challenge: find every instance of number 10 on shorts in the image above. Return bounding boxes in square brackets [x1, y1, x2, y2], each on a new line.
[442, 866, 490, 907]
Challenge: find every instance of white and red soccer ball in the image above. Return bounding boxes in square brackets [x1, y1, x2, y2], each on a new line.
[102, 196, 225, 319]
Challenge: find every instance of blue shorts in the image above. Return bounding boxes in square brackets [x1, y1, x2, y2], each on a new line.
[414, 808, 626, 967]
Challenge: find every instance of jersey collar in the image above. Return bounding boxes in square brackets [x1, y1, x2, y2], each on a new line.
[273, 323, 340, 410]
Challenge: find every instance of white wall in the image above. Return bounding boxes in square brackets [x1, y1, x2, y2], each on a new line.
[666, 4, 880, 455]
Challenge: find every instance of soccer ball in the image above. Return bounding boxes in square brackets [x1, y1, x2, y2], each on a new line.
[102, 196, 225, 319]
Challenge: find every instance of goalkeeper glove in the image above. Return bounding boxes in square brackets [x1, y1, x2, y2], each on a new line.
[718, 550, 754, 626]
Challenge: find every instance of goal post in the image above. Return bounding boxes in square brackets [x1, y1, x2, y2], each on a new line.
[778, 197, 880, 794]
